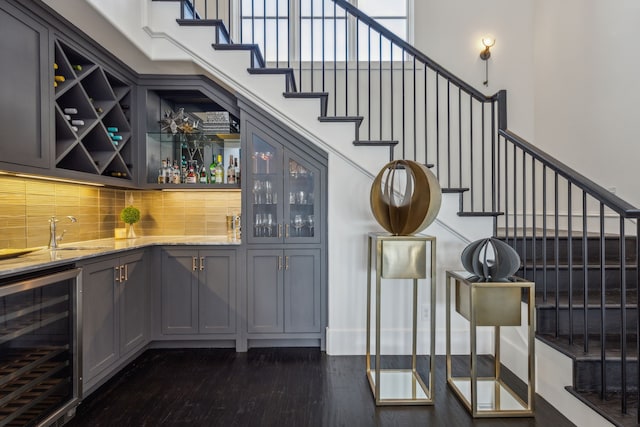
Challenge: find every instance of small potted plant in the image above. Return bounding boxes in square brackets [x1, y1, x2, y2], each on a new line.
[120, 205, 141, 239]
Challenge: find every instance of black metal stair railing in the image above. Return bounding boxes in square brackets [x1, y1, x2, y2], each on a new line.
[497, 128, 640, 422]
[177, 0, 500, 214]
[173, 0, 640, 421]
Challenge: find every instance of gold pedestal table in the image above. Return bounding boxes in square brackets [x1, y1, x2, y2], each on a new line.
[446, 270, 535, 417]
[366, 232, 436, 405]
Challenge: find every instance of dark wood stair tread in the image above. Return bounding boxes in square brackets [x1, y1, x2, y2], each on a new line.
[212, 43, 265, 67]
[247, 68, 297, 92]
[317, 116, 364, 125]
[176, 18, 224, 26]
[283, 92, 328, 116]
[535, 290, 638, 309]
[537, 334, 639, 362]
[565, 387, 638, 427]
[441, 187, 469, 193]
[353, 140, 398, 146]
[457, 211, 504, 217]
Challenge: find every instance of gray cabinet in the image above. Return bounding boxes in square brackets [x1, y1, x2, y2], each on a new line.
[241, 103, 327, 348]
[247, 248, 321, 334]
[0, 1, 138, 184]
[119, 252, 148, 354]
[161, 248, 236, 335]
[0, 2, 50, 169]
[81, 250, 146, 390]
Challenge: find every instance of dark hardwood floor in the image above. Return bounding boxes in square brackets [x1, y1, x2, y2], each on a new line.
[67, 348, 575, 427]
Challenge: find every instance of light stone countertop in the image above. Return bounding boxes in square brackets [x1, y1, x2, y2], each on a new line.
[0, 236, 240, 279]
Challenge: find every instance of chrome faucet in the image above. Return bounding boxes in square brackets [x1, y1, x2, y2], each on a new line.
[48, 216, 78, 249]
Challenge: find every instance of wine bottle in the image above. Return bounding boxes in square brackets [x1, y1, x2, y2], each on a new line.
[72, 64, 82, 71]
[71, 119, 85, 126]
[107, 127, 119, 132]
[215, 154, 224, 184]
[209, 155, 217, 184]
[54, 75, 65, 82]
[54, 63, 58, 70]
[199, 165, 208, 184]
[70, 126, 78, 132]
[64, 108, 78, 114]
[111, 135, 123, 141]
[227, 154, 236, 184]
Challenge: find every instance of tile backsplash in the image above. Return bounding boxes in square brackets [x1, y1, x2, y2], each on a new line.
[0, 175, 241, 249]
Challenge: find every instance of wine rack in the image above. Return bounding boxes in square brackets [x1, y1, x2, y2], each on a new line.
[54, 39, 133, 181]
[0, 268, 80, 427]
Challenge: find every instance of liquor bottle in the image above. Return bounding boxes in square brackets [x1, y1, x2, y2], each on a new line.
[234, 157, 240, 185]
[164, 158, 173, 183]
[158, 160, 167, 184]
[186, 165, 197, 184]
[172, 161, 181, 184]
[227, 155, 236, 184]
[215, 154, 224, 184]
[199, 165, 208, 184]
[209, 155, 217, 184]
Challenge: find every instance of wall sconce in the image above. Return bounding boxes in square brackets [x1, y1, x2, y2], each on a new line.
[479, 37, 495, 86]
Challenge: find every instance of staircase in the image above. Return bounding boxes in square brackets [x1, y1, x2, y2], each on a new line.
[508, 232, 639, 426]
[42, 0, 640, 425]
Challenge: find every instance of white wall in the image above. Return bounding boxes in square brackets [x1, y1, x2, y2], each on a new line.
[413, 0, 535, 140]
[534, 0, 640, 207]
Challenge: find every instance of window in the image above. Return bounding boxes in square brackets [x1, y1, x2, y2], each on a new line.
[239, 0, 411, 62]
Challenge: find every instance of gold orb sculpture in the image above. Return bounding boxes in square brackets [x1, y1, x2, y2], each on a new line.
[370, 160, 442, 235]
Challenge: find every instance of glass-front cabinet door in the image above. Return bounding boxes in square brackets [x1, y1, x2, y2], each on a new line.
[246, 129, 321, 244]
[284, 153, 320, 244]
[248, 132, 284, 244]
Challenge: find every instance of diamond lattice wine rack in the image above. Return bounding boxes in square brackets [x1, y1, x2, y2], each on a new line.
[53, 39, 132, 180]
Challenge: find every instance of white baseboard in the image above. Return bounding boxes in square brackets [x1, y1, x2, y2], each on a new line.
[325, 327, 493, 356]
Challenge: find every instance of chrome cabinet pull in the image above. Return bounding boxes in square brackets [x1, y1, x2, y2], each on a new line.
[285, 256, 289, 270]
[200, 256, 205, 271]
[278, 224, 282, 238]
[278, 256, 282, 270]
[114, 266, 120, 282]
[285, 224, 290, 238]
[124, 264, 128, 281]
[192, 256, 197, 271]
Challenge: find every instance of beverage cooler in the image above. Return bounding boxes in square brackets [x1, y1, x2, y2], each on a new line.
[0, 266, 82, 426]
